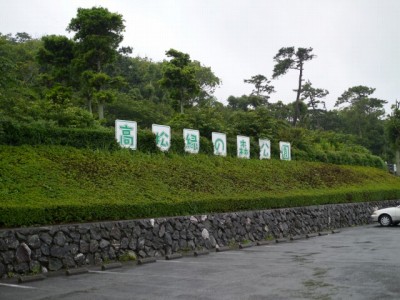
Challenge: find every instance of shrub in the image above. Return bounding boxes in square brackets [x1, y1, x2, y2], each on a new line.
[0, 145, 398, 227]
[0, 118, 386, 169]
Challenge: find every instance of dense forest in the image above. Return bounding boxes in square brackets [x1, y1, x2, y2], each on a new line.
[0, 7, 399, 166]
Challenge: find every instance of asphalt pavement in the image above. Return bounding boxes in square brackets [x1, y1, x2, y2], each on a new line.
[1, 224, 400, 300]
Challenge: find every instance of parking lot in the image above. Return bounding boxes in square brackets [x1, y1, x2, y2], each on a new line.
[1, 224, 400, 300]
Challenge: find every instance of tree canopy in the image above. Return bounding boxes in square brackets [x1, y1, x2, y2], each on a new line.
[273, 47, 315, 126]
[0, 6, 397, 166]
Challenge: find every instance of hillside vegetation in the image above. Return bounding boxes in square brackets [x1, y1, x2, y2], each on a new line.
[1, 145, 399, 228]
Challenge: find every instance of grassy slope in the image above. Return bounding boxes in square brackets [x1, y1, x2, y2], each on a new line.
[1, 145, 400, 227]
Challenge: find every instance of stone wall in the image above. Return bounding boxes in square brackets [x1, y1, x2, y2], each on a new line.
[1, 200, 399, 278]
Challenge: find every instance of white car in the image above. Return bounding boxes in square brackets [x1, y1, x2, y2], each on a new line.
[371, 205, 400, 226]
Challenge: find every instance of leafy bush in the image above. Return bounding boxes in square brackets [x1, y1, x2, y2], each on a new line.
[0, 118, 386, 168]
[0, 119, 119, 150]
[0, 145, 399, 227]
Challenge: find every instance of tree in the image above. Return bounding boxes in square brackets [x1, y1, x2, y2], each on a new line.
[191, 60, 221, 107]
[386, 101, 400, 173]
[300, 80, 329, 129]
[0, 33, 42, 121]
[159, 49, 200, 114]
[67, 7, 125, 119]
[268, 101, 292, 123]
[335, 86, 387, 155]
[37, 35, 75, 88]
[67, 7, 125, 72]
[244, 74, 275, 105]
[229, 107, 278, 138]
[272, 47, 315, 126]
[80, 70, 125, 119]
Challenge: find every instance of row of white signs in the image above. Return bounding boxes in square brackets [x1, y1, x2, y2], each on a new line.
[115, 120, 291, 160]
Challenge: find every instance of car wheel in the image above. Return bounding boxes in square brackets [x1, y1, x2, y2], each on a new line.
[379, 214, 392, 227]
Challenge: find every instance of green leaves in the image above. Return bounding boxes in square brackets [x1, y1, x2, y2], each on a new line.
[159, 49, 200, 113]
[0, 145, 399, 227]
[67, 7, 125, 48]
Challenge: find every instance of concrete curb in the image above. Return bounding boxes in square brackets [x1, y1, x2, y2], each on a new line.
[138, 257, 157, 265]
[194, 250, 209, 256]
[256, 240, 275, 246]
[290, 235, 306, 241]
[102, 262, 122, 270]
[275, 238, 289, 243]
[165, 253, 183, 260]
[239, 243, 253, 249]
[66, 268, 89, 276]
[18, 274, 46, 283]
[306, 233, 319, 238]
[216, 246, 231, 252]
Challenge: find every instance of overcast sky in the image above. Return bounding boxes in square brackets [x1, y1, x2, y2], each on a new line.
[0, 0, 399, 112]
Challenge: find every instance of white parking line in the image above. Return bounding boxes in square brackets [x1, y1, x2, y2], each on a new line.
[0, 283, 36, 289]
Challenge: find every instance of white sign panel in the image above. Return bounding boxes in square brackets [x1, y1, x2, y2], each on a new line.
[259, 139, 271, 159]
[152, 124, 171, 152]
[237, 135, 250, 159]
[279, 141, 291, 161]
[212, 132, 227, 156]
[115, 120, 137, 150]
[183, 128, 200, 154]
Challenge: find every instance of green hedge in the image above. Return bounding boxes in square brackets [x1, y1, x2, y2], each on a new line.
[1, 187, 400, 227]
[0, 120, 119, 150]
[0, 119, 386, 168]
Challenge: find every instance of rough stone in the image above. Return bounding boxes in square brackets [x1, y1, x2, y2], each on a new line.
[48, 258, 63, 271]
[69, 232, 80, 243]
[94, 253, 102, 265]
[29, 260, 41, 273]
[90, 228, 102, 240]
[16, 232, 26, 241]
[110, 227, 121, 240]
[27, 235, 41, 249]
[164, 232, 173, 246]
[108, 247, 116, 260]
[62, 255, 76, 268]
[128, 238, 137, 250]
[137, 237, 145, 250]
[121, 237, 129, 249]
[90, 240, 99, 253]
[159, 225, 166, 238]
[74, 253, 85, 266]
[202, 229, 210, 240]
[0, 263, 5, 277]
[172, 231, 180, 240]
[53, 232, 66, 247]
[14, 262, 29, 273]
[0, 239, 7, 251]
[50, 245, 69, 259]
[5, 235, 19, 249]
[99, 239, 110, 249]
[101, 229, 110, 239]
[70, 244, 79, 255]
[80, 240, 89, 254]
[16, 243, 31, 263]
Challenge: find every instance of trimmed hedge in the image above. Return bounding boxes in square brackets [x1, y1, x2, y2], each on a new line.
[0, 119, 386, 168]
[1, 145, 399, 228]
[1, 187, 400, 227]
[0, 120, 119, 150]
